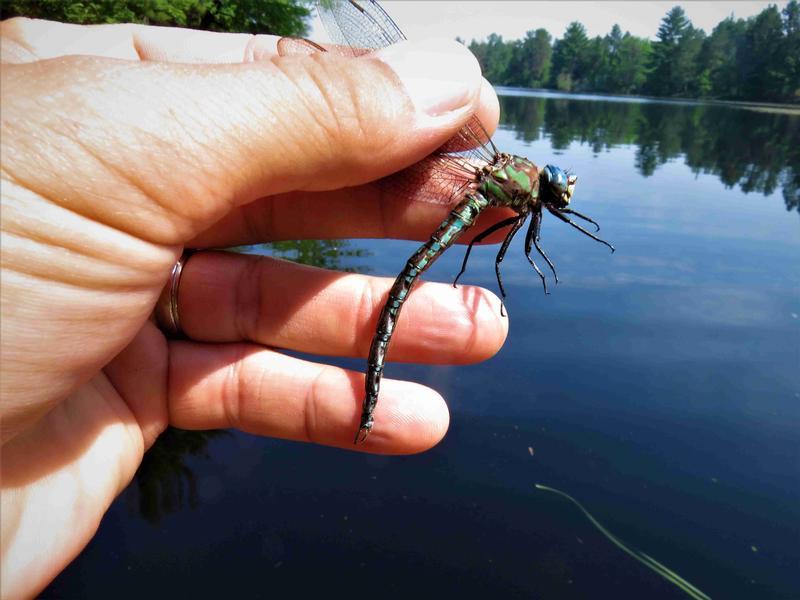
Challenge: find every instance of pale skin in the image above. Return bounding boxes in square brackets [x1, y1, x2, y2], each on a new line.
[0, 18, 511, 598]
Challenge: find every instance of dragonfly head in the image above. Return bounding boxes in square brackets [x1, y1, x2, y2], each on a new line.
[541, 165, 577, 209]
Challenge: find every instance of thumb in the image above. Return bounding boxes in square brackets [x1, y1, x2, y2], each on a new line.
[1, 38, 486, 246]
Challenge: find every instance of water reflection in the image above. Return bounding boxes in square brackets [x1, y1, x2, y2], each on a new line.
[499, 90, 800, 212]
[253, 239, 372, 273]
[131, 428, 230, 523]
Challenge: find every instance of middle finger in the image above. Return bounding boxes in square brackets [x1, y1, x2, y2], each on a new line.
[179, 251, 508, 364]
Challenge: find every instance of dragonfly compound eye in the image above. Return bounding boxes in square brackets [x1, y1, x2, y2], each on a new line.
[542, 165, 572, 207]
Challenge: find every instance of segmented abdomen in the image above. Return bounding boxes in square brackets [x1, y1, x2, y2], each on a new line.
[359, 192, 493, 434]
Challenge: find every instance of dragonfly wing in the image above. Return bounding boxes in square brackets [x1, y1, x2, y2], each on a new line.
[381, 156, 474, 207]
[318, 0, 407, 53]
[382, 112, 511, 206]
[381, 141, 503, 207]
[277, 36, 362, 57]
[315, 2, 499, 156]
[438, 114, 499, 159]
[282, 1, 501, 207]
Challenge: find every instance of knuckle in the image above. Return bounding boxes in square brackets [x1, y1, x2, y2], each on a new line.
[277, 54, 400, 165]
[303, 367, 325, 443]
[355, 276, 383, 357]
[221, 346, 246, 430]
[234, 256, 263, 340]
[1, 17, 36, 45]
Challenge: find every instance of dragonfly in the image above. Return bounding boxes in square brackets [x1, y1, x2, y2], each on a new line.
[278, 0, 614, 444]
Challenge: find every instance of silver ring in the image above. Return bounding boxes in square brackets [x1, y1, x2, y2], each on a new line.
[155, 249, 195, 337]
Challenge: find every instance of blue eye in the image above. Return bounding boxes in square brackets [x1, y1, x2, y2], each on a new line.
[544, 165, 567, 191]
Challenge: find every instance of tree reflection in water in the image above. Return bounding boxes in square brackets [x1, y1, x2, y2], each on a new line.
[261, 239, 372, 273]
[130, 428, 230, 523]
[499, 92, 800, 211]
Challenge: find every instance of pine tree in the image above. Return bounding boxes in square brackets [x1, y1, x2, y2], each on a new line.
[647, 6, 699, 96]
[781, 0, 800, 101]
[550, 22, 589, 91]
[739, 5, 786, 101]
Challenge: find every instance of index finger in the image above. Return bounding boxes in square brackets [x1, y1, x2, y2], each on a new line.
[1, 18, 281, 64]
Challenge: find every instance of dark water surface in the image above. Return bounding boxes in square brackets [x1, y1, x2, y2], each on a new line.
[47, 91, 799, 599]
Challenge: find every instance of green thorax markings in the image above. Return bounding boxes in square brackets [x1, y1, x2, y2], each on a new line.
[478, 155, 540, 211]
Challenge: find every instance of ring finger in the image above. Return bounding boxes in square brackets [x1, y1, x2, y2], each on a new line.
[177, 251, 508, 364]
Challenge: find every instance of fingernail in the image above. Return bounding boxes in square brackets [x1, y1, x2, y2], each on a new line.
[374, 39, 480, 117]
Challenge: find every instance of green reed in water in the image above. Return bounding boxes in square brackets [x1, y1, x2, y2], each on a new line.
[535, 484, 711, 600]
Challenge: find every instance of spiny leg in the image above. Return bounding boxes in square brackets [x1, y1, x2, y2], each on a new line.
[494, 216, 527, 316]
[548, 207, 615, 252]
[531, 209, 559, 284]
[524, 215, 549, 294]
[559, 208, 601, 232]
[453, 216, 519, 288]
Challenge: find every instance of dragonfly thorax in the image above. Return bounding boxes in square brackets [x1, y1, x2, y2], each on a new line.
[540, 164, 577, 209]
[477, 154, 540, 211]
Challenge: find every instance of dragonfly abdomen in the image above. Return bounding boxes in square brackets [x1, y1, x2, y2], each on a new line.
[357, 192, 493, 442]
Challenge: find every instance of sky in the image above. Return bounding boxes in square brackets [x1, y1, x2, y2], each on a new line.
[308, 1, 780, 44]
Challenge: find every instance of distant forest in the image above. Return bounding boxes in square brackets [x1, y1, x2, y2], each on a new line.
[465, 2, 800, 104]
[2, 1, 797, 104]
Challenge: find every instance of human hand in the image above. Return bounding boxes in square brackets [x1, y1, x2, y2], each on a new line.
[0, 18, 507, 597]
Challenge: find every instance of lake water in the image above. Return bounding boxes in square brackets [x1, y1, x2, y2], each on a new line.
[47, 90, 799, 598]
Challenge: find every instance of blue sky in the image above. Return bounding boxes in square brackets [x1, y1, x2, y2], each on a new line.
[309, 1, 778, 44]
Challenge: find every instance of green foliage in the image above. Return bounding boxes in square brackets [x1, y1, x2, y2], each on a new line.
[738, 5, 786, 101]
[0, 0, 311, 36]
[550, 22, 589, 90]
[614, 32, 651, 93]
[469, 33, 513, 85]
[466, 2, 798, 104]
[783, 1, 800, 101]
[647, 6, 706, 96]
[555, 71, 573, 92]
[702, 17, 747, 99]
[506, 29, 551, 88]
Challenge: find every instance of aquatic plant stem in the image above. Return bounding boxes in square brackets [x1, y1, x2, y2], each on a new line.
[534, 484, 711, 600]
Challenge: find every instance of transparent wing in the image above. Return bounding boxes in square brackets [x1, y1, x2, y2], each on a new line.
[382, 115, 499, 206]
[317, 0, 406, 54]
[279, 0, 502, 206]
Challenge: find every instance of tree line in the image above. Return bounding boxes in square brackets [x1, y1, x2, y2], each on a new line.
[466, 2, 800, 104]
[3, 1, 797, 103]
[0, 0, 311, 37]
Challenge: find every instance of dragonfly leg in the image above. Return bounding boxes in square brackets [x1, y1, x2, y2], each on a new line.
[524, 214, 549, 294]
[494, 216, 527, 316]
[559, 208, 601, 232]
[532, 210, 558, 283]
[548, 207, 615, 252]
[453, 216, 519, 288]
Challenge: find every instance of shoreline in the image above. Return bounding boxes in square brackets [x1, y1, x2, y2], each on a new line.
[495, 86, 800, 115]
